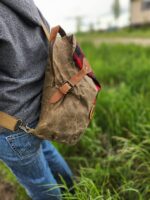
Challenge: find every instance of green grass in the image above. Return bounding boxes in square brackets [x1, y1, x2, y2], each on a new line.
[0, 41, 150, 199]
[58, 43, 150, 199]
[77, 27, 150, 39]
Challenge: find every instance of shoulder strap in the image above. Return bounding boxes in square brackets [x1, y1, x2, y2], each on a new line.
[37, 7, 50, 41]
[40, 21, 50, 41]
[0, 111, 35, 133]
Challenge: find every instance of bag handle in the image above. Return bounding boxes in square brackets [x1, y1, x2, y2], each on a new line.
[41, 21, 66, 42]
[49, 26, 66, 41]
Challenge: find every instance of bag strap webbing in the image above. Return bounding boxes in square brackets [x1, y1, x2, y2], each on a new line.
[0, 111, 35, 133]
[41, 21, 50, 41]
[0, 111, 18, 131]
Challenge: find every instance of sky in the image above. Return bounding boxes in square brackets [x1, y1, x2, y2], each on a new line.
[34, 0, 130, 33]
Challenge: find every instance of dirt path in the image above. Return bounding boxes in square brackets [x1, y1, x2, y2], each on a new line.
[92, 38, 150, 46]
[0, 181, 15, 200]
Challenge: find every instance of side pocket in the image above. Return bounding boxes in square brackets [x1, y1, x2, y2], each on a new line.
[6, 131, 42, 160]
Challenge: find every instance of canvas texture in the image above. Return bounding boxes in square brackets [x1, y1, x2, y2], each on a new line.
[32, 33, 101, 145]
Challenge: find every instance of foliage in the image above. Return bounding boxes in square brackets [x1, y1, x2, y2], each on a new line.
[77, 27, 150, 39]
[59, 43, 150, 200]
[112, 0, 121, 20]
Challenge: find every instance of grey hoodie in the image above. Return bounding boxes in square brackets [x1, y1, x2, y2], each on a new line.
[0, 0, 49, 133]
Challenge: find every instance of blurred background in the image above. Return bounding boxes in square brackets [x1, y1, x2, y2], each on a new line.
[35, 0, 150, 33]
[0, 1, 150, 200]
[34, 0, 130, 32]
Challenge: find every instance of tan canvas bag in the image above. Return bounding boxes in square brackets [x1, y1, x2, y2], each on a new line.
[31, 25, 101, 144]
[0, 24, 101, 145]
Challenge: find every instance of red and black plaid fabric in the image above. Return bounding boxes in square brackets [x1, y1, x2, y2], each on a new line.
[73, 44, 101, 92]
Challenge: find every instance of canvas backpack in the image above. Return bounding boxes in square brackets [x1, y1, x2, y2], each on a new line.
[0, 23, 101, 145]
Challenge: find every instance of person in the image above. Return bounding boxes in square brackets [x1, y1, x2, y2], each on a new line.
[0, 0, 73, 199]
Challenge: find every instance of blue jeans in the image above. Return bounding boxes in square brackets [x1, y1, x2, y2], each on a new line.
[0, 120, 73, 200]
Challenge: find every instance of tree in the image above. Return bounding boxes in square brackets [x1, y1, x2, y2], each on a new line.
[112, 0, 121, 22]
[75, 16, 83, 33]
[89, 22, 94, 32]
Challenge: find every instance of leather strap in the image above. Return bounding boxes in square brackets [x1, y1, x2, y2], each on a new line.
[0, 111, 19, 131]
[41, 21, 50, 41]
[40, 21, 66, 43]
[49, 58, 92, 104]
[50, 26, 66, 41]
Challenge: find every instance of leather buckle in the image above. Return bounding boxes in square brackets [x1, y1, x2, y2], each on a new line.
[15, 119, 31, 133]
[58, 81, 73, 95]
[64, 81, 73, 92]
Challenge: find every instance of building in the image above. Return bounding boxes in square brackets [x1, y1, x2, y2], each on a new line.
[131, 0, 150, 26]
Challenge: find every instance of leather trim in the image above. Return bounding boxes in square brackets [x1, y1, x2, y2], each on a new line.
[49, 58, 91, 104]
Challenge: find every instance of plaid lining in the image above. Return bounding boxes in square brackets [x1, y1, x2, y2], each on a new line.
[73, 45, 101, 91]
